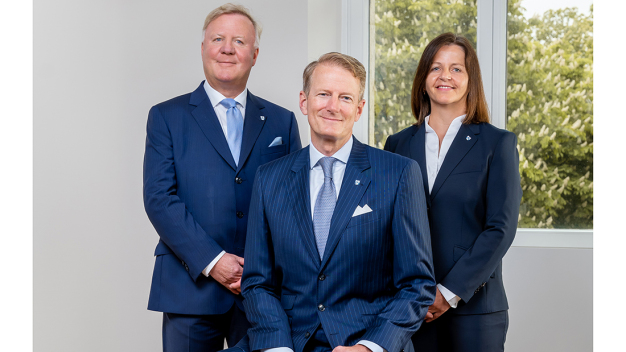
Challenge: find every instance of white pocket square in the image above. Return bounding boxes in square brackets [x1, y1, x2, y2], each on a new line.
[352, 204, 372, 217]
[269, 136, 283, 147]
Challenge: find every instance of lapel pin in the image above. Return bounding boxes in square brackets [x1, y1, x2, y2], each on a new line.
[260, 116, 266, 121]
[466, 136, 471, 141]
[355, 180, 361, 185]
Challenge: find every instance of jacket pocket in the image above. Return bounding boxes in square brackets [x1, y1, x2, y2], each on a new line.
[361, 313, 378, 327]
[154, 241, 174, 256]
[281, 294, 296, 310]
[261, 144, 286, 155]
[453, 245, 468, 262]
[450, 163, 484, 175]
[260, 144, 287, 164]
[346, 211, 380, 228]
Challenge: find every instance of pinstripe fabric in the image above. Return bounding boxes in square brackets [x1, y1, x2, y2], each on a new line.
[242, 138, 436, 352]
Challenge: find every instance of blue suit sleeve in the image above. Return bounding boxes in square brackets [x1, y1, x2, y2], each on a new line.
[241, 167, 294, 351]
[361, 160, 436, 352]
[440, 132, 522, 302]
[143, 105, 225, 281]
[288, 112, 302, 153]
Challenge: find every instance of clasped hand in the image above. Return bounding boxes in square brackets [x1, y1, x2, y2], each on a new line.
[424, 287, 451, 323]
[333, 344, 372, 352]
[209, 253, 245, 295]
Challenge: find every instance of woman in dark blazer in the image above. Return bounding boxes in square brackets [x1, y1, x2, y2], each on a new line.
[384, 33, 522, 352]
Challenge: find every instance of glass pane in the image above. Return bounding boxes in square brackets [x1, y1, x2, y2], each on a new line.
[507, 0, 593, 228]
[371, 0, 478, 148]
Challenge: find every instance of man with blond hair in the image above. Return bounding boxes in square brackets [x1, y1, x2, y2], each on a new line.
[240, 52, 435, 352]
[143, 3, 301, 351]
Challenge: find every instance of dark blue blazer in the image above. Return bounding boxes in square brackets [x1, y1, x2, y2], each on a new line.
[241, 138, 436, 352]
[384, 122, 521, 315]
[143, 82, 301, 315]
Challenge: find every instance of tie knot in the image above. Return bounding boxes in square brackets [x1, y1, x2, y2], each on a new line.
[318, 157, 337, 178]
[220, 98, 238, 109]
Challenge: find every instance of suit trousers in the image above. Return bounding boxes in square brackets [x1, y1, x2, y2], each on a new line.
[163, 304, 250, 352]
[411, 311, 508, 352]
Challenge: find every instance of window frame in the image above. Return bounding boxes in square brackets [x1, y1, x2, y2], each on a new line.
[341, 0, 593, 249]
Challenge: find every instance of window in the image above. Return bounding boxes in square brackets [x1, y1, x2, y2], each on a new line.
[507, 0, 593, 229]
[371, 0, 478, 148]
[359, 0, 593, 235]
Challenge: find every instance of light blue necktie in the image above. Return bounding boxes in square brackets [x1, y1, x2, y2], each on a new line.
[220, 98, 244, 166]
[313, 157, 337, 259]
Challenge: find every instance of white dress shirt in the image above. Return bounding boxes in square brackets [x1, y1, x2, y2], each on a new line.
[424, 114, 465, 308]
[309, 137, 352, 215]
[201, 82, 248, 277]
[264, 136, 384, 352]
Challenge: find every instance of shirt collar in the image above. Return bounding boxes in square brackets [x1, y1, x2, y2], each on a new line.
[203, 80, 248, 110]
[424, 114, 466, 133]
[309, 136, 353, 170]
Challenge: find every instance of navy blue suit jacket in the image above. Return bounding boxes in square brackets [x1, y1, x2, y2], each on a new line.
[241, 138, 436, 352]
[384, 122, 521, 315]
[144, 82, 301, 315]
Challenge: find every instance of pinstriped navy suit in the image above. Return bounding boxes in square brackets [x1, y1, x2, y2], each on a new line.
[241, 137, 436, 352]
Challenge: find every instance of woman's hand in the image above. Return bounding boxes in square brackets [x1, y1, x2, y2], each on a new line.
[425, 287, 451, 323]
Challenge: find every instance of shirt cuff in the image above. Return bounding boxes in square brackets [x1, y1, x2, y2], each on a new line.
[202, 250, 226, 277]
[261, 348, 294, 352]
[358, 340, 386, 352]
[437, 283, 461, 308]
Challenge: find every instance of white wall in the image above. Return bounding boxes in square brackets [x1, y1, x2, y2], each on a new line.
[34, 1, 592, 351]
[503, 247, 593, 352]
[34, 1, 307, 351]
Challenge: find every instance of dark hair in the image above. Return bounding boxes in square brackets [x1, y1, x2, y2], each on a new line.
[410, 33, 490, 125]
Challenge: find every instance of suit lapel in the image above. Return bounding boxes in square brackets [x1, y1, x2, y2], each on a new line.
[237, 91, 266, 173]
[430, 123, 480, 200]
[410, 124, 430, 208]
[320, 138, 371, 269]
[189, 83, 237, 170]
[288, 147, 321, 268]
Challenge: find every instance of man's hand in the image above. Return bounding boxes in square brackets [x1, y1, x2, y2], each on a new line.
[209, 253, 245, 295]
[424, 286, 451, 323]
[333, 345, 372, 352]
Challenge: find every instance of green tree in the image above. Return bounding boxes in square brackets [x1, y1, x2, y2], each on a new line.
[506, 1, 593, 228]
[373, 0, 477, 148]
[373, 0, 593, 229]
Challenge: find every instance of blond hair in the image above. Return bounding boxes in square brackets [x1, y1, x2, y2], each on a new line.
[302, 52, 367, 100]
[202, 3, 262, 48]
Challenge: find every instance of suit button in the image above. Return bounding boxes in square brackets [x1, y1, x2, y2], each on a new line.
[236, 211, 244, 218]
[318, 274, 326, 281]
[318, 304, 325, 312]
[305, 332, 311, 338]
[235, 177, 243, 184]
